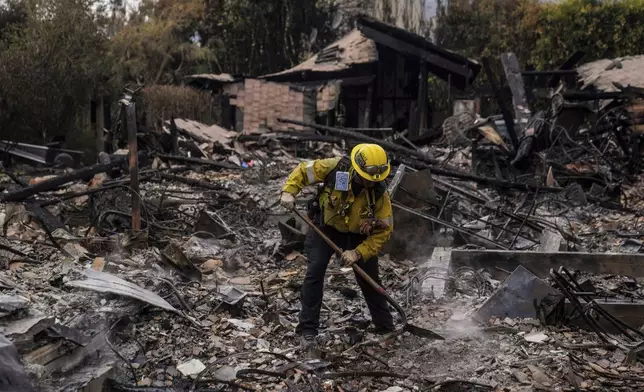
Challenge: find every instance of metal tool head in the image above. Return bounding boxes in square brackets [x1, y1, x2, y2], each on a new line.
[403, 323, 445, 340]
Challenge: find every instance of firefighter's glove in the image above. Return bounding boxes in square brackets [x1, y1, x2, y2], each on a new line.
[341, 250, 361, 267]
[280, 192, 295, 210]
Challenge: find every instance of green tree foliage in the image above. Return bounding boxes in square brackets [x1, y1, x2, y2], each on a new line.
[0, 0, 27, 41]
[434, 0, 644, 68]
[431, 0, 644, 118]
[0, 0, 110, 142]
[109, 0, 215, 85]
[434, 0, 541, 66]
[201, 0, 339, 76]
[532, 0, 644, 68]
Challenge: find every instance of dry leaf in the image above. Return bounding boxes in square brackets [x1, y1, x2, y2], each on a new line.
[285, 251, 302, 261]
[478, 126, 509, 151]
[589, 362, 607, 374]
[546, 166, 559, 187]
[89, 173, 109, 188]
[91, 257, 106, 272]
[202, 259, 223, 272]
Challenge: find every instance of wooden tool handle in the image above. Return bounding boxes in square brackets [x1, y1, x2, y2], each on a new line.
[292, 209, 403, 314]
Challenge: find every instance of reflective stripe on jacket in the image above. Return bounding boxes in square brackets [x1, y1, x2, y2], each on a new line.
[282, 157, 394, 260]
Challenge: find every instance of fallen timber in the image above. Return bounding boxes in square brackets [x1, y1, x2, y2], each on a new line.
[278, 118, 564, 194]
[0, 159, 126, 203]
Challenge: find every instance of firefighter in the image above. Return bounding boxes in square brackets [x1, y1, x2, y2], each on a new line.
[280, 143, 395, 356]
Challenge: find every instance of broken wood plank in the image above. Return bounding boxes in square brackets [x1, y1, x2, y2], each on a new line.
[156, 154, 243, 170]
[0, 334, 35, 392]
[451, 250, 644, 280]
[0, 160, 124, 203]
[44, 329, 109, 375]
[23, 341, 66, 366]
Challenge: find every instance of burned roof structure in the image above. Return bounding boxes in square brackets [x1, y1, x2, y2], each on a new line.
[263, 16, 480, 89]
[261, 16, 480, 138]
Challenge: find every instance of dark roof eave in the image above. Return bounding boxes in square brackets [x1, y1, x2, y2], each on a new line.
[356, 15, 480, 89]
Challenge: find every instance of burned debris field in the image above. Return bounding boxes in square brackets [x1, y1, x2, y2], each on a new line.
[3, 1, 644, 392]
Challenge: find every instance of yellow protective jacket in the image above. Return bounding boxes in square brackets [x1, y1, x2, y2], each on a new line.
[282, 157, 394, 260]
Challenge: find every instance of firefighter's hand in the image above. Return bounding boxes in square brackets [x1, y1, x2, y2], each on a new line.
[341, 250, 361, 267]
[359, 220, 373, 235]
[280, 192, 295, 210]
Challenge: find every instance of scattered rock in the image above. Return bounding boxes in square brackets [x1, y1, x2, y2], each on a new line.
[512, 371, 531, 384]
[176, 359, 206, 376]
[524, 331, 549, 343]
[227, 318, 255, 331]
[201, 259, 223, 272]
[527, 364, 551, 385]
[138, 377, 152, 386]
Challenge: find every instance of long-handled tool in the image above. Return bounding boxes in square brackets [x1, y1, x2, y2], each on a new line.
[293, 209, 444, 340]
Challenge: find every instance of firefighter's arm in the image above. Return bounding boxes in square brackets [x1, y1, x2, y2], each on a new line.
[355, 191, 394, 260]
[282, 157, 340, 196]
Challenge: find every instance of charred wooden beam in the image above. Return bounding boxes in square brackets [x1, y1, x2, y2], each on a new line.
[357, 24, 471, 80]
[125, 103, 141, 233]
[279, 118, 564, 194]
[408, 158, 563, 193]
[481, 57, 519, 150]
[415, 61, 429, 137]
[277, 118, 439, 165]
[501, 53, 532, 139]
[169, 117, 180, 154]
[451, 250, 644, 280]
[562, 91, 644, 101]
[549, 51, 585, 88]
[522, 70, 577, 76]
[0, 160, 124, 203]
[236, 133, 343, 144]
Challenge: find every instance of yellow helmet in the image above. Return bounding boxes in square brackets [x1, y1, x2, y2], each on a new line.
[350, 143, 391, 182]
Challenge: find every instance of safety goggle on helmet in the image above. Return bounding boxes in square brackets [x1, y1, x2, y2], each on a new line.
[350, 143, 391, 182]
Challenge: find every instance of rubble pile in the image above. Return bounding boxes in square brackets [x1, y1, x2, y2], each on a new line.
[3, 53, 644, 392]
